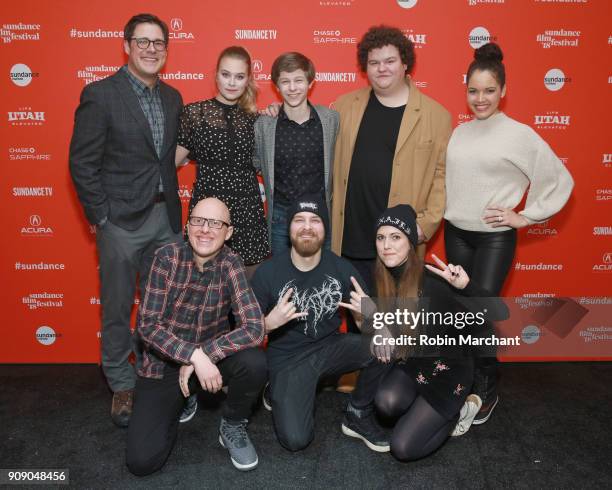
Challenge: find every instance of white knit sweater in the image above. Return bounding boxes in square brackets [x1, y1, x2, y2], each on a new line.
[444, 112, 574, 232]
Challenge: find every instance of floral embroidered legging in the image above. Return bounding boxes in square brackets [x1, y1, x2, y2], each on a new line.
[375, 364, 457, 461]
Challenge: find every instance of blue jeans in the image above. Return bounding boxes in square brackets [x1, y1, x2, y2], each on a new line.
[271, 201, 331, 256]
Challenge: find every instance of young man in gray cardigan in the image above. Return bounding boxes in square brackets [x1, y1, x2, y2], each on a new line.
[253, 52, 339, 255]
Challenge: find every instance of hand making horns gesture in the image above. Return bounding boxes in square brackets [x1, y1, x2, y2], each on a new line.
[425, 253, 470, 290]
[264, 287, 308, 333]
[338, 276, 369, 315]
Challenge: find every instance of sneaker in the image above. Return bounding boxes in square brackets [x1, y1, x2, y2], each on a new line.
[451, 394, 482, 437]
[179, 394, 198, 423]
[262, 382, 272, 412]
[472, 394, 499, 425]
[218, 418, 258, 471]
[111, 389, 133, 428]
[341, 403, 390, 452]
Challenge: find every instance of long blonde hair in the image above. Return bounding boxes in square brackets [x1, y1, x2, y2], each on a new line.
[216, 46, 258, 114]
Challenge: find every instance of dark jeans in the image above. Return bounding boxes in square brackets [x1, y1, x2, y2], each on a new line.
[271, 201, 331, 257]
[444, 220, 517, 400]
[126, 348, 267, 476]
[268, 333, 390, 452]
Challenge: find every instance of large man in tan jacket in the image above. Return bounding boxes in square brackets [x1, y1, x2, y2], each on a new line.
[332, 26, 451, 289]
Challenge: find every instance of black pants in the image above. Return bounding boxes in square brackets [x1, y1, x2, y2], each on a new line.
[126, 348, 267, 476]
[269, 333, 390, 452]
[444, 220, 517, 400]
[376, 365, 457, 461]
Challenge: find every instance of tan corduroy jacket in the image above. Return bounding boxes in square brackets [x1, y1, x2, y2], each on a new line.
[331, 80, 452, 258]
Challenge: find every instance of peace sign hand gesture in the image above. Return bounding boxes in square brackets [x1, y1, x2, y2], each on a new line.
[338, 276, 370, 316]
[264, 288, 308, 333]
[425, 254, 470, 290]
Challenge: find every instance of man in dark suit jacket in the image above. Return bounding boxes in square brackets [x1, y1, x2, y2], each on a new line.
[69, 13, 183, 428]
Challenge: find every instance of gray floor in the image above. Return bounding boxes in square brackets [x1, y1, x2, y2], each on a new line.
[1, 362, 610, 489]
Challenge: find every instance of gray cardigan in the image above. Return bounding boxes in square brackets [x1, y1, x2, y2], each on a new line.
[253, 104, 339, 239]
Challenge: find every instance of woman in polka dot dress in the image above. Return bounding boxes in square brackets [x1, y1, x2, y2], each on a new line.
[176, 46, 270, 271]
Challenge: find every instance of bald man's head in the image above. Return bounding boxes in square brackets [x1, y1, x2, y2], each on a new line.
[187, 197, 233, 269]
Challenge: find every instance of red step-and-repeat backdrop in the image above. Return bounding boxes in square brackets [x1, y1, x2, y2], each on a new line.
[1, 0, 610, 362]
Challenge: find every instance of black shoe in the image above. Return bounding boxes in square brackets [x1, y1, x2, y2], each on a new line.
[472, 394, 499, 425]
[341, 403, 390, 452]
[262, 382, 272, 412]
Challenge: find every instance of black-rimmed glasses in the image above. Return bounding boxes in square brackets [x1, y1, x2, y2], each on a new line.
[130, 37, 167, 51]
[188, 216, 230, 229]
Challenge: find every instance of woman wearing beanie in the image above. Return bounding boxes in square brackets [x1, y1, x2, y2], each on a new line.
[444, 42, 573, 423]
[341, 204, 507, 461]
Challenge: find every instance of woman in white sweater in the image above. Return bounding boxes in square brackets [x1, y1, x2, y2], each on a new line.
[444, 42, 573, 425]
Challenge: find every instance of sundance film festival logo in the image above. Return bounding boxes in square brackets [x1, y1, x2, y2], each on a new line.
[401, 29, 427, 49]
[592, 252, 612, 273]
[0, 23, 40, 43]
[36, 325, 61, 346]
[169, 18, 196, 42]
[77, 64, 119, 85]
[595, 189, 612, 202]
[23, 292, 64, 310]
[8, 107, 45, 126]
[468, 27, 496, 49]
[397, 0, 418, 8]
[536, 29, 580, 48]
[544, 68, 571, 91]
[21, 214, 53, 237]
[8, 146, 51, 161]
[313, 29, 357, 45]
[527, 219, 558, 236]
[533, 111, 570, 130]
[10, 63, 39, 87]
[160, 71, 205, 81]
[235, 28, 277, 40]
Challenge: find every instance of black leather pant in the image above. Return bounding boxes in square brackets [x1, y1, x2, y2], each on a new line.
[444, 220, 517, 402]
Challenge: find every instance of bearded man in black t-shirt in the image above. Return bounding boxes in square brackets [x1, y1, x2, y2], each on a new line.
[251, 195, 390, 452]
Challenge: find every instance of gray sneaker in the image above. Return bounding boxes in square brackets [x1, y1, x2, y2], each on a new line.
[179, 394, 198, 424]
[218, 418, 258, 471]
[451, 394, 482, 437]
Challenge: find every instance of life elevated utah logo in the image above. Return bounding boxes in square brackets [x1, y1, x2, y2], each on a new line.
[401, 29, 427, 49]
[21, 214, 53, 237]
[8, 107, 45, 126]
[533, 111, 570, 130]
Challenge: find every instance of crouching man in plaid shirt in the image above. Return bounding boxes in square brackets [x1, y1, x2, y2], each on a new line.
[126, 197, 266, 475]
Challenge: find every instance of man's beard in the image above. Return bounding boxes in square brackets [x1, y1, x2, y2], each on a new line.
[291, 233, 324, 257]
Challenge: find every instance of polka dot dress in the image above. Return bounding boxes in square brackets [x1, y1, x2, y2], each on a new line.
[178, 98, 270, 265]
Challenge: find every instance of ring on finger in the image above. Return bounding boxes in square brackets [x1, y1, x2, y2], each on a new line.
[498, 216, 503, 222]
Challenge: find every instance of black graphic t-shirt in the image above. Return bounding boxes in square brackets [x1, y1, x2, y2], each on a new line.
[250, 249, 366, 369]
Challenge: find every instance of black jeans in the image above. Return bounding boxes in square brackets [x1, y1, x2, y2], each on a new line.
[269, 333, 390, 452]
[444, 220, 517, 401]
[126, 348, 267, 476]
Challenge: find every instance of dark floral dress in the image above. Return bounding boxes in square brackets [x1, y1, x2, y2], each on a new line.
[178, 98, 270, 265]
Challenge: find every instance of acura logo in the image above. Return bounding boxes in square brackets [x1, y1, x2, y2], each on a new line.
[29, 214, 41, 226]
[252, 59, 263, 73]
[170, 18, 183, 31]
[604, 252, 612, 264]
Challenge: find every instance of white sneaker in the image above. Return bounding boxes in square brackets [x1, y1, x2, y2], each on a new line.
[451, 394, 482, 437]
